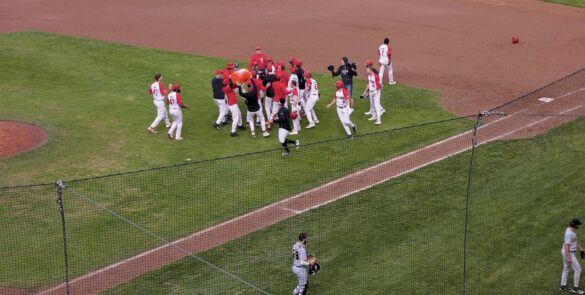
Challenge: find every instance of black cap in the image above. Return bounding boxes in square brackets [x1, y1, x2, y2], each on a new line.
[342, 57, 349, 64]
[279, 98, 286, 105]
[570, 218, 582, 228]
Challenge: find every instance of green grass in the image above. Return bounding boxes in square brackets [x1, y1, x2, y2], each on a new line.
[0, 32, 457, 187]
[103, 118, 585, 295]
[543, 0, 585, 8]
[0, 32, 472, 289]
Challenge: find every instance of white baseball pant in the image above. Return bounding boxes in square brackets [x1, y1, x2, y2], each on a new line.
[304, 95, 319, 125]
[370, 90, 383, 122]
[278, 128, 289, 144]
[271, 100, 281, 116]
[292, 265, 308, 295]
[228, 104, 242, 133]
[150, 100, 170, 128]
[264, 97, 273, 119]
[214, 99, 229, 125]
[562, 249, 582, 287]
[336, 106, 355, 136]
[291, 103, 301, 133]
[168, 108, 183, 139]
[247, 110, 267, 133]
[379, 61, 395, 84]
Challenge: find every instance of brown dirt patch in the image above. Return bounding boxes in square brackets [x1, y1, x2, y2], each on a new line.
[0, 121, 48, 158]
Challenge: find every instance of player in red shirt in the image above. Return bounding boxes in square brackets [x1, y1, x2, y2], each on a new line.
[248, 46, 266, 70]
[223, 80, 246, 137]
[270, 72, 289, 116]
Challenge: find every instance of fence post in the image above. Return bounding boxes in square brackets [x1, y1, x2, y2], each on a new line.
[55, 180, 71, 295]
[463, 113, 482, 295]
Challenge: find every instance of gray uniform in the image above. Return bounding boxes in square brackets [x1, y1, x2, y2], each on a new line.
[292, 242, 309, 295]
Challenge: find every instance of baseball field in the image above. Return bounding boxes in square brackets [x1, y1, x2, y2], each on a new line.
[1, 0, 585, 294]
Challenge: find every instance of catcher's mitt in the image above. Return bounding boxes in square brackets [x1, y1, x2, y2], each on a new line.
[580, 250, 585, 259]
[327, 64, 335, 72]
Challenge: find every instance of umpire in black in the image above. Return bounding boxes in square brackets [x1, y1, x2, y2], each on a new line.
[328, 57, 358, 98]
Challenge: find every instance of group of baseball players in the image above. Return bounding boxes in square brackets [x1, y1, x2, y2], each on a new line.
[146, 38, 396, 156]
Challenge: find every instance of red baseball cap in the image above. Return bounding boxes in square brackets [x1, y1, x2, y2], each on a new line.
[289, 57, 297, 65]
[289, 67, 296, 73]
[227, 62, 235, 69]
[266, 57, 273, 63]
[365, 60, 373, 67]
[172, 84, 181, 90]
[215, 69, 222, 75]
[304, 71, 311, 78]
[335, 81, 343, 89]
[295, 60, 302, 67]
[256, 46, 262, 51]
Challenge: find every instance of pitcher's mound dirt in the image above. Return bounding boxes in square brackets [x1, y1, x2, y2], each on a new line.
[0, 121, 48, 158]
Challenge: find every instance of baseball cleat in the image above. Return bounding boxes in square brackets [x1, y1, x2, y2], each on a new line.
[306, 124, 316, 129]
[282, 152, 290, 156]
[380, 109, 386, 116]
[368, 116, 376, 121]
[352, 124, 358, 133]
[230, 132, 239, 137]
[175, 137, 183, 141]
[238, 125, 246, 131]
[289, 131, 298, 135]
[314, 120, 320, 124]
[262, 132, 270, 137]
[347, 134, 354, 140]
[572, 287, 585, 294]
[147, 127, 157, 134]
[167, 133, 173, 140]
[389, 81, 397, 85]
[251, 132, 256, 138]
[213, 123, 221, 130]
[364, 112, 372, 116]
[295, 140, 300, 149]
[374, 121, 382, 125]
[165, 124, 171, 128]
[221, 121, 227, 126]
[561, 286, 569, 291]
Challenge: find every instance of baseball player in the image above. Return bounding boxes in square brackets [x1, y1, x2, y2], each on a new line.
[303, 71, 320, 128]
[273, 98, 299, 156]
[561, 218, 585, 294]
[238, 78, 270, 138]
[361, 66, 383, 125]
[270, 72, 288, 116]
[248, 46, 266, 70]
[223, 80, 246, 137]
[265, 58, 277, 75]
[378, 37, 396, 85]
[288, 80, 301, 135]
[327, 81, 357, 139]
[363, 60, 385, 118]
[147, 73, 171, 134]
[166, 84, 187, 140]
[292, 233, 314, 295]
[328, 57, 357, 98]
[211, 70, 228, 129]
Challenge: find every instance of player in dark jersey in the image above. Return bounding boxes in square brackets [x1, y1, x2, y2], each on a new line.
[273, 98, 300, 155]
[238, 79, 270, 138]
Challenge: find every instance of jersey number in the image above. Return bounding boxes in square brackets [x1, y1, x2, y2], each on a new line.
[169, 98, 175, 105]
[293, 250, 299, 260]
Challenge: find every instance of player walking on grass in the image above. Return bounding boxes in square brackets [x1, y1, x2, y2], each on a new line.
[561, 218, 585, 294]
[289, 80, 301, 135]
[303, 71, 320, 128]
[223, 80, 245, 137]
[147, 73, 170, 133]
[292, 233, 314, 295]
[327, 81, 357, 139]
[166, 84, 186, 140]
[273, 98, 299, 156]
[211, 70, 228, 130]
[362, 66, 383, 125]
[378, 37, 396, 85]
[238, 78, 270, 138]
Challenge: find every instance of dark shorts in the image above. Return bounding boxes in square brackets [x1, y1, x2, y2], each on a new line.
[343, 83, 353, 97]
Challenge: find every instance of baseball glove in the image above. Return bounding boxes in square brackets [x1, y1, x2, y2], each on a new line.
[327, 64, 335, 72]
[581, 250, 585, 259]
[309, 262, 320, 276]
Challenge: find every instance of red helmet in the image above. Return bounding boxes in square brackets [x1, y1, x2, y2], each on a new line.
[304, 71, 311, 78]
[335, 81, 344, 89]
[365, 60, 374, 67]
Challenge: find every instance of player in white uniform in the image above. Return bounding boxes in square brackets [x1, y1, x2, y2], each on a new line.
[362, 66, 383, 125]
[292, 233, 313, 295]
[303, 71, 320, 128]
[561, 218, 585, 294]
[378, 37, 396, 85]
[327, 81, 357, 139]
[147, 73, 171, 133]
[166, 84, 186, 140]
[288, 80, 301, 135]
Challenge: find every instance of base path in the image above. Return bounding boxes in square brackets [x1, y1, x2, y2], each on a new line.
[0, 121, 48, 158]
[39, 73, 585, 294]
